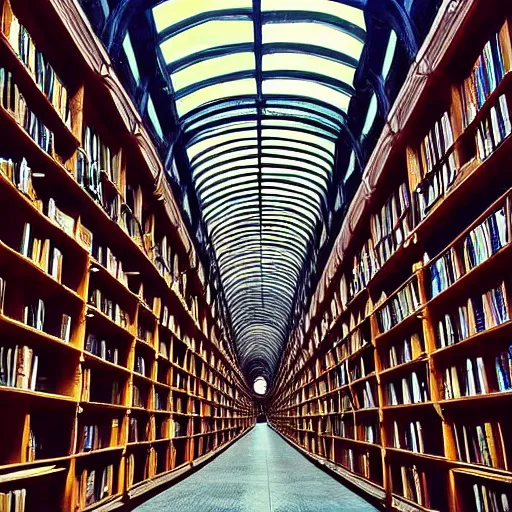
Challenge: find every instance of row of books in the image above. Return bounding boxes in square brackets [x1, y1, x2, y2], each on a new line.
[376, 278, 421, 333]
[387, 371, 429, 405]
[430, 206, 507, 297]
[358, 381, 376, 409]
[0, 156, 38, 204]
[79, 126, 121, 207]
[399, 465, 430, 508]
[370, 182, 412, 268]
[0, 489, 26, 511]
[443, 356, 488, 399]
[476, 95, 511, 161]
[81, 420, 119, 452]
[23, 298, 71, 341]
[47, 198, 93, 253]
[80, 464, 115, 507]
[92, 241, 128, 287]
[496, 344, 512, 391]
[8, 12, 70, 124]
[436, 282, 509, 348]
[386, 333, 423, 369]
[20, 222, 63, 283]
[393, 420, 425, 453]
[128, 417, 153, 443]
[88, 288, 129, 328]
[453, 421, 505, 469]
[472, 483, 510, 512]
[0, 67, 52, 154]
[413, 111, 456, 222]
[350, 240, 378, 299]
[135, 355, 147, 377]
[461, 29, 507, 128]
[137, 325, 153, 344]
[0, 345, 38, 391]
[85, 334, 119, 365]
[133, 384, 144, 408]
[363, 423, 379, 444]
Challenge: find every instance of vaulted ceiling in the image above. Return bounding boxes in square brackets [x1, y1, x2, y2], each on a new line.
[79, 0, 440, 388]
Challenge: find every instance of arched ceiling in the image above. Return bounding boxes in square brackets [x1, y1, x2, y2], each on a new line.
[150, 0, 366, 383]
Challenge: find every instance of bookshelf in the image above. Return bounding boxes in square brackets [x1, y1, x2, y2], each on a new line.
[0, 0, 256, 509]
[268, 1, 512, 511]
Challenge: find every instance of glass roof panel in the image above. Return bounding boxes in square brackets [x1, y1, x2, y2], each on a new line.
[193, 148, 258, 174]
[261, 147, 331, 169]
[160, 20, 254, 64]
[261, 156, 329, 181]
[185, 107, 258, 133]
[261, 139, 334, 161]
[153, 0, 252, 33]
[187, 129, 258, 159]
[262, 128, 336, 154]
[262, 53, 355, 86]
[192, 139, 259, 166]
[171, 52, 256, 92]
[261, 0, 365, 29]
[177, 78, 257, 116]
[197, 166, 259, 191]
[262, 79, 351, 112]
[262, 23, 364, 60]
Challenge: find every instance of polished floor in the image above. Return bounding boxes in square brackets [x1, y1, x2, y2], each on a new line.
[134, 423, 379, 512]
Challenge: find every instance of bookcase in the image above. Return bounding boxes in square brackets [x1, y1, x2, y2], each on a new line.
[268, 1, 512, 511]
[0, 0, 255, 509]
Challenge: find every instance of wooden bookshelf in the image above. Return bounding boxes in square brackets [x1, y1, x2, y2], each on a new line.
[0, 0, 256, 509]
[268, 1, 512, 511]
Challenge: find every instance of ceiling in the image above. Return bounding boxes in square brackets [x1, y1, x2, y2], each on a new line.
[78, 0, 440, 388]
[151, 0, 365, 384]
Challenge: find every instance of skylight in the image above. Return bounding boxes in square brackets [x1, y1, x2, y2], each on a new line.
[152, 0, 366, 381]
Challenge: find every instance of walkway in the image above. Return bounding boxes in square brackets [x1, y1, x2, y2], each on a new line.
[133, 423, 379, 512]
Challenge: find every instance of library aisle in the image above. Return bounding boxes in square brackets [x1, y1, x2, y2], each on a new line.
[134, 424, 378, 512]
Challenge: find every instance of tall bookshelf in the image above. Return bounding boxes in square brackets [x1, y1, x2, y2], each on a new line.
[268, 1, 512, 511]
[0, 0, 255, 509]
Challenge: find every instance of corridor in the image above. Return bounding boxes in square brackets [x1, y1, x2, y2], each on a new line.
[133, 424, 379, 512]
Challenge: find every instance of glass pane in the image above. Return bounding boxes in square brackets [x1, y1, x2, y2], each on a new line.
[262, 78, 351, 112]
[193, 148, 258, 175]
[263, 53, 355, 85]
[262, 178, 324, 201]
[196, 161, 259, 189]
[195, 158, 259, 182]
[261, 147, 331, 170]
[262, 168, 327, 192]
[177, 77, 257, 116]
[172, 52, 255, 91]
[200, 173, 259, 200]
[122, 33, 140, 83]
[187, 128, 257, 159]
[263, 106, 340, 131]
[262, 116, 338, 137]
[262, 128, 335, 154]
[191, 139, 258, 165]
[160, 20, 253, 64]
[261, 0, 365, 29]
[153, 0, 251, 33]
[261, 157, 330, 179]
[185, 107, 258, 134]
[262, 23, 364, 60]
[262, 138, 334, 161]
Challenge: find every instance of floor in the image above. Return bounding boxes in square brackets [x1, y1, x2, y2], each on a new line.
[133, 423, 379, 512]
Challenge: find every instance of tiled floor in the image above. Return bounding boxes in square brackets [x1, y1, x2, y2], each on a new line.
[133, 424, 379, 512]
